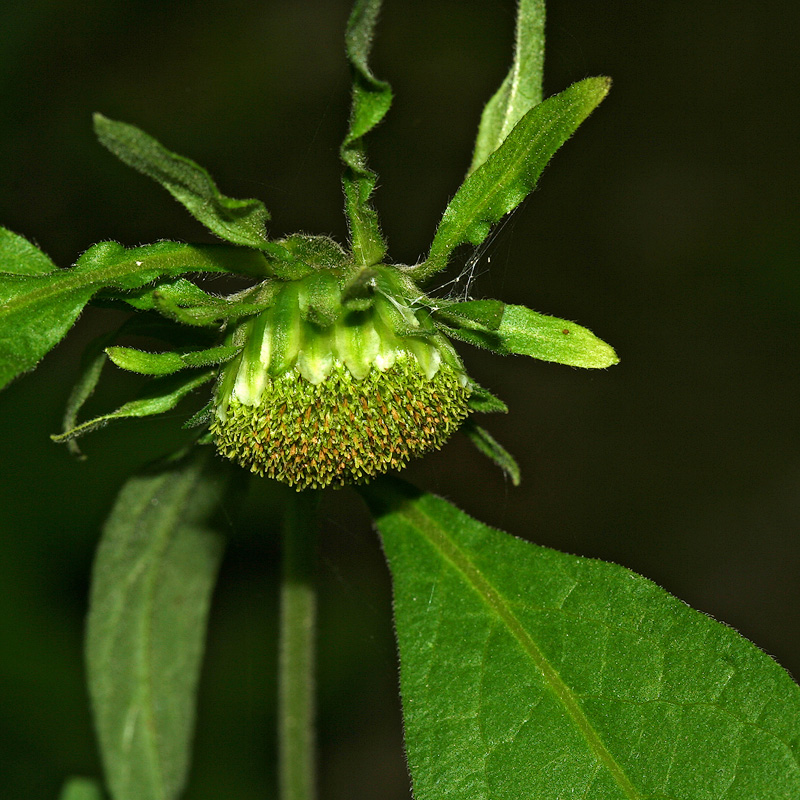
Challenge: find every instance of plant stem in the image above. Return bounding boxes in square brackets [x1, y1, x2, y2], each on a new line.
[278, 489, 320, 800]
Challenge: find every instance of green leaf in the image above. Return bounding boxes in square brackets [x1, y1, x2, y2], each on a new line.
[0, 240, 265, 391]
[86, 449, 228, 800]
[0, 225, 57, 275]
[52, 370, 215, 443]
[414, 77, 611, 282]
[434, 299, 505, 333]
[462, 419, 520, 485]
[58, 777, 104, 800]
[363, 477, 800, 800]
[341, 0, 392, 267]
[443, 303, 618, 369]
[470, 0, 546, 173]
[465, 380, 509, 415]
[106, 344, 241, 376]
[94, 114, 287, 255]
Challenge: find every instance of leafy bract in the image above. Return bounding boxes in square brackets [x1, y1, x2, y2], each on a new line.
[341, 0, 392, 267]
[0, 241, 266, 391]
[106, 344, 241, 376]
[470, 0, 546, 173]
[462, 419, 520, 485]
[465, 380, 509, 415]
[94, 114, 287, 255]
[0, 225, 57, 275]
[364, 477, 800, 800]
[86, 450, 228, 800]
[414, 77, 611, 281]
[52, 370, 215, 443]
[438, 301, 618, 368]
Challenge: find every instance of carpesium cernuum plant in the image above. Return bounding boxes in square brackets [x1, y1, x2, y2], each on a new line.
[2, 2, 799, 799]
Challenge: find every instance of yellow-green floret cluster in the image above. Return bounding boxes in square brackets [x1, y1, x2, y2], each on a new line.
[210, 270, 471, 489]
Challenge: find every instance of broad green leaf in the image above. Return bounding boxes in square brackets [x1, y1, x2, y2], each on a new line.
[58, 777, 104, 800]
[0, 225, 57, 275]
[462, 419, 520, 485]
[470, 0, 546, 173]
[363, 477, 800, 800]
[106, 344, 241, 376]
[414, 77, 611, 281]
[52, 370, 215, 443]
[340, 0, 392, 267]
[443, 303, 618, 368]
[0, 241, 265, 391]
[87, 449, 228, 800]
[94, 114, 288, 256]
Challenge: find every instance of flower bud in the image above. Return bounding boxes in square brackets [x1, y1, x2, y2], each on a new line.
[210, 270, 470, 489]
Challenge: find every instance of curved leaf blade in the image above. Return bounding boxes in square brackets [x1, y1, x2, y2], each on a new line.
[86, 449, 228, 800]
[364, 477, 800, 800]
[0, 241, 265, 391]
[415, 77, 611, 282]
[52, 370, 215, 443]
[94, 114, 284, 253]
[340, 0, 392, 267]
[462, 419, 520, 485]
[470, 0, 546, 174]
[0, 225, 57, 275]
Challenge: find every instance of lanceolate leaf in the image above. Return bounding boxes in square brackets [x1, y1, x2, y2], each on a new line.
[470, 0, 546, 174]
[442, 302, 618, 369]
[0, 241, 266, 391]
[415, 77, 611, 282]
[52, 370, 215, 443]
[106, 344, 241, 376]
[341, 0, 392, 267]
[94, 114, 288, 256]
[462, 419, 520, 485]
[0, 225, 57, 275]
[86, 449, 228, 800]
[466, 380, 509, 415]
[363, 477, 800, 800]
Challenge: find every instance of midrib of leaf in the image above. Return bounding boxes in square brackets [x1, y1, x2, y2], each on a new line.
[1, 248, 243, 317]
[404, 500, 641, 800]
[99, 466, 200, 799]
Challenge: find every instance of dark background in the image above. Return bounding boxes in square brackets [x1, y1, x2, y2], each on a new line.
[1, 1, 798, 797]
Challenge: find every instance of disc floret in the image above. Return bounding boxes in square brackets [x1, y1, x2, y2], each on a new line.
[210, 267, 470, 489]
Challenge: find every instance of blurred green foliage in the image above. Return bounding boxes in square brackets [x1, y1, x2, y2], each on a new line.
[1, 1, 798, 798]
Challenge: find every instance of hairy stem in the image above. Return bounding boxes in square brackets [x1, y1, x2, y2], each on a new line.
[278, 490, 320, 800]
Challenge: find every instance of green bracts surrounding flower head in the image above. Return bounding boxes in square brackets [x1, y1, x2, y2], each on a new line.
[210, 271, 470, 489]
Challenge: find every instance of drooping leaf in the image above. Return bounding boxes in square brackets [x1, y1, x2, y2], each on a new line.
[0, 225, 57, 275]
[462, 419, 520, 485]
[61, 332, 114, 458]
[86, 449, 228, 800]
[52, 370, 215, 443]
[105, 344, 241, 376]
[470, 0, 546, 173]
[414, 77, 611, 281]
[363, 477, 800, 800]
[58, 777, 104, 800]
[442, 302, 618, 369]
[0, 241, 265, 391]
[340, 0, 392, 267]
[94, 114, 289, 256]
